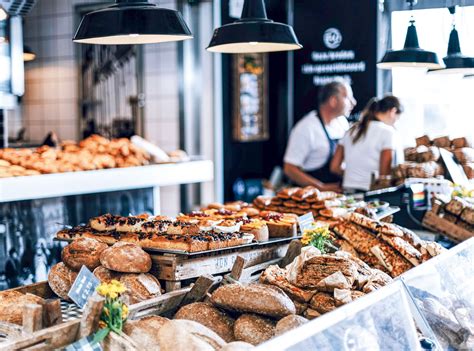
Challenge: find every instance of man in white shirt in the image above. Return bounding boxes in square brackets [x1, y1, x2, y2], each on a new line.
[284, 80, 356, 192]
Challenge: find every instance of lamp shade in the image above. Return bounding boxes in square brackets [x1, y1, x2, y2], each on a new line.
[429, 27, 474, 75]
[73, 0, 192, 45]
[207, 0, 301, 54]
[23, 45, 36, 61]
[0, 6, 7, 21]
[378, 20, 443, 70]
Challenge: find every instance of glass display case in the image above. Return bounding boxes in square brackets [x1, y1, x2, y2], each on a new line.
[401, 238, 474, 350]
[259, 280, 420, 351]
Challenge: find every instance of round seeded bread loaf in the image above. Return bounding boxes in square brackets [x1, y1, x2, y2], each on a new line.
[0, 291, 45, 325]
[119, 273, 162, 304]
[233, 314, 275, 346]
[157, 319, 226, 351]
[275, 315, 308, 336]
[124, 315, 168, 348]
[93, 266, 120, 283]
[100, 242, 152, 273]
[175, 302, 235, 342]
[48, 262, 78, 301]
[210, 283, 295, 318]
[62, 237, 108, 271]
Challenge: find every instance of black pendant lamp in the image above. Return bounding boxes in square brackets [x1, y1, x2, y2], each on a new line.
[207, 0, 302, 54]
[73, 0, 192, 45]
[23, 46, 36, 62]
[429, 7, 474, 75]
[378, 0, 442, 70]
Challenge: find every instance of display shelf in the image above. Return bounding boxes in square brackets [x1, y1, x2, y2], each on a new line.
[0, 160, 213, 212]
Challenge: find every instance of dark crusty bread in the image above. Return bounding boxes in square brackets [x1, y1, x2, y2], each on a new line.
[48, 262, 78, 301]
[220, 341, 255, 350]
[275, 315, 308, 336]
[157, 319, 226, 351]
[175, 302, 235, 342]
[93, 266, 120, 283]
[62, 237, 108, 271]
[100, 242, 152, 273]
[233, 314, 275, 346]
[309, 292, 337, 314]
[210, 283, 296, 318]
[124, 315, 168, 349]
[119, 273, 162, 304]
[0, 291, 45, 325]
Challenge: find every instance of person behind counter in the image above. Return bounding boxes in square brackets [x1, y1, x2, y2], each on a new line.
[330, 95, 404, 192]
[283, 80, 357, 192]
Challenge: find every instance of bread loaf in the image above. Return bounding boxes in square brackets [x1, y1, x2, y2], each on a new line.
[175, 302, 235, 342]
[303, 307, 320, 320]
[432, 136, 451, 148]
[124, 316, 168, 348]
[120, 273, 162, 304]
[275, 315, 308, 336]
[157, 319, 226, 351]
[451, 137, 471, 149]
[48, 262, 78, 301]
[100, 242, 152, 273]
[309, 292, 337, 314]
[0, 291, 45, 325]
[416, 135, 431, 147]
[62, 237, 108, 271]
[211, 284, 296, 318]
[93, 266, 120, 283]
[233, 314, 275, 346]
[220, 341, 255, 351]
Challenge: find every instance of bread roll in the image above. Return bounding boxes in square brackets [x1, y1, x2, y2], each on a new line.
[157, 319, 226, 351]
[48, 262, 78, 301]
[220, 342, 255, 351]
[124, 315, 168, 348]
[233, 314, 275, 346]
[120, 273, 162, 304]
[62, 237, 108, 271]
[175, 302, 235, 342]
[0, 291, 45, 325]
[211, 284, 296, 318]
[100, 242, 152, 273]
[275, 315, 308, 336]
[93, 266, 120, 283]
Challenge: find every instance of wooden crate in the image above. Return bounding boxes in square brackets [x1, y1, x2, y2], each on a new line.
[423, 211, 473, 243]
[150, 239, 291, 291]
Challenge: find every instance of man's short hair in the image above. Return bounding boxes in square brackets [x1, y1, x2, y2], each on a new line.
[317, 79, 347, 106]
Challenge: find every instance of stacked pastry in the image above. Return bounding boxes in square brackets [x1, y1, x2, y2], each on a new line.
[436, 196, 474, 232]
[0, 135, 150, 178]
[48, 238, 162, 304]
[56, 213, 254, 253]
[260, 250, 392, 320]
[333, 213, 445, 277]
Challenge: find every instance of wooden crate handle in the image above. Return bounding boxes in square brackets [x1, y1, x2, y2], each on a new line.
[230, 256, 247, 280]
[79, 295, 105, 339]
[181, 275, 218, 306]
[279, 240, 302, 268]
[23, 304, 43, 334]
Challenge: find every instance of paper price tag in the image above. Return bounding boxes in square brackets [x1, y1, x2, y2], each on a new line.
[68, 266, 100, 309]
[297, 212, 315, 233]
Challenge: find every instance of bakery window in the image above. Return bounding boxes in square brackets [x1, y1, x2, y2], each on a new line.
[390, 6, 474, 146]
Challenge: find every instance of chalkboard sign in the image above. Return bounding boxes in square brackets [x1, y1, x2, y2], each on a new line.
[292, 0, 378, 122]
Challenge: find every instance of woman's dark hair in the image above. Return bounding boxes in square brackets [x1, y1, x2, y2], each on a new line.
[350, 95, 403, 143]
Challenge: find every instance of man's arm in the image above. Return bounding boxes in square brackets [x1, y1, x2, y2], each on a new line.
[284, 163, 341, 192]
[330, 145, 344, 176]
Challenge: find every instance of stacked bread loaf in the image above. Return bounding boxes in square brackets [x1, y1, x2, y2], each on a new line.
[436, 196, 474, 232]
[0, 135, 150, 178]
[48, 239, 162, 304]
[0, 290, 46, 325]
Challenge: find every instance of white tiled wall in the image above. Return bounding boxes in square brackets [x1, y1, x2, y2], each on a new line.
[22, 0, 182, 215]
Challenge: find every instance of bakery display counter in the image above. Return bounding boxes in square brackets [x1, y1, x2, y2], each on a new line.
[0, 160, 213, 213]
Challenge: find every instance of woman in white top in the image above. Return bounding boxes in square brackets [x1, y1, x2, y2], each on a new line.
[330, 95, 403, 192]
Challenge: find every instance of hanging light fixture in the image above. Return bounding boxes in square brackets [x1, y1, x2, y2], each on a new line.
[23, 45, 36, 62]
[73, 0, 192, 45]
[377, 0, 443, 70]
[207, 0, 302, 54]
[0, 6, 7, 21]
[429, 6, 474, 75]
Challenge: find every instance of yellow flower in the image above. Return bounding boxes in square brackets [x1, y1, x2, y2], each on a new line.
[121, 305, 129, 320]
[103, 307, 110, 317]
[108, 292, 118, 299]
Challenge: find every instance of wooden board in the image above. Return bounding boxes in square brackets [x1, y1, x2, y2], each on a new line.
[422, 211, 473, 243]
[151, 242, 289, 281]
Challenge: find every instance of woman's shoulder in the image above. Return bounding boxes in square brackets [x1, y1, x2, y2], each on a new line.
[369, 120, 396, 134]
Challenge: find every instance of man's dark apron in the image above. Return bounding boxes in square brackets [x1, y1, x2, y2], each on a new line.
[306, 114, 342, 183]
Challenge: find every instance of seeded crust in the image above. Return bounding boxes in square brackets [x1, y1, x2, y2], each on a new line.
[275, 315, 308, 336]
[61, 237, 108, 271]
[233, 314, 275, 346]
[100, 242, 152, 273]
[0, 291, 45, 325]
[124, 316, 169, 349]
[175, 302, 235, 342]
[119, 273, 162, 304]
[48, 262, 78, 301]
[210, 283, 296, 319]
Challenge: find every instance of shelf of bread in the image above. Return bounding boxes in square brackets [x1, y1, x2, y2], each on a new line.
[0, 159, 213, 202]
